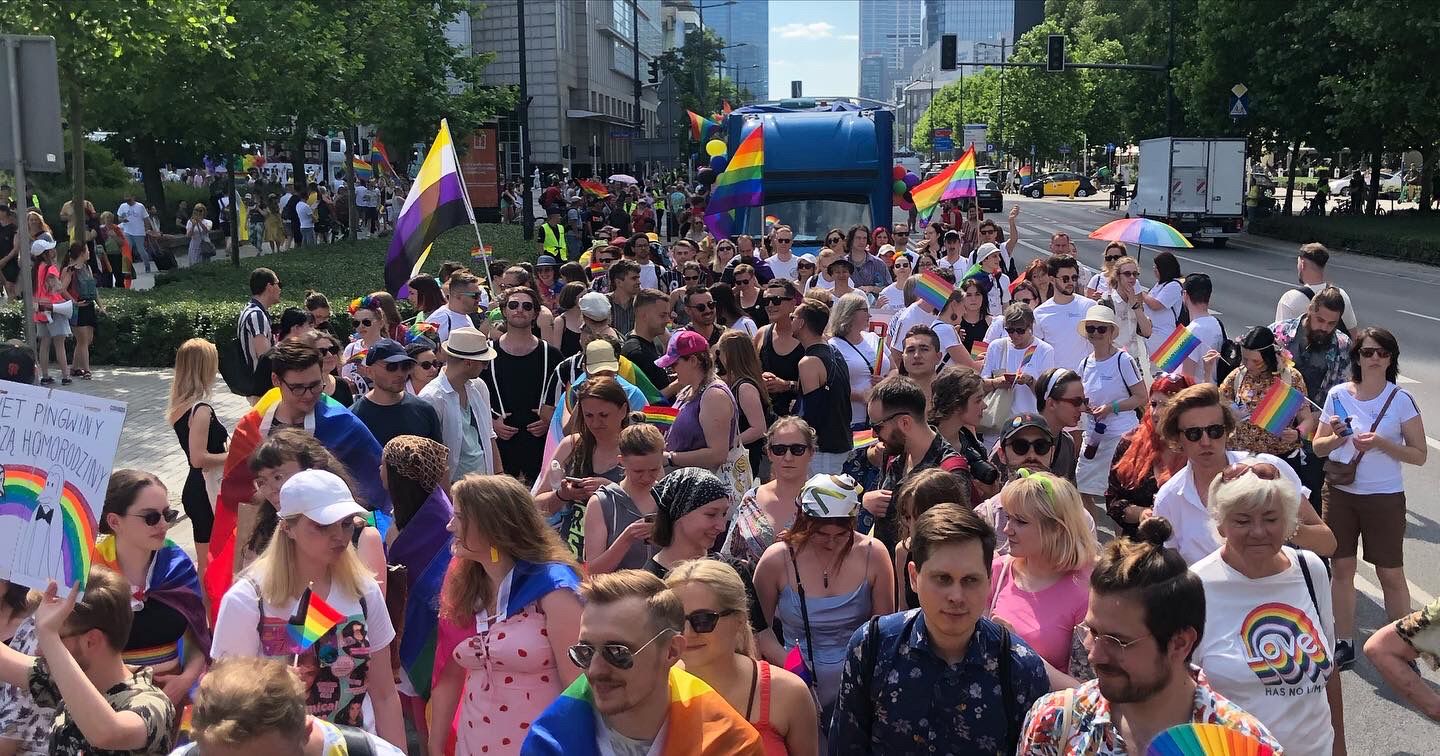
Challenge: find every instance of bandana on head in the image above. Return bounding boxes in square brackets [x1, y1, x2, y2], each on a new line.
[382, 435, 449, 495]
[653, 467, 730, 524]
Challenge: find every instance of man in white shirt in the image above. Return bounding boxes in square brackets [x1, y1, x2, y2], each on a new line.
[1181, 273, 1224, 384]
[765, 224, 800, 281]
[294, 196, 315, 246]
[425, 270, 484, 341]
[355, 179, 379, 236]
[1274, 242, 1357, 330]
[886, 277, 968, 368]
[1032, 254, 1097, 371]
[416, 327, 503, 481]
[937, 230, 966, 272]
[116, 194, 154, 272]
[627, 233, 666, 290]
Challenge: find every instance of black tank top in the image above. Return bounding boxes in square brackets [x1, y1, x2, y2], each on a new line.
[956, 315, 988, 351]
[760, 326, 803, 416]
[802, 343, 852, 454]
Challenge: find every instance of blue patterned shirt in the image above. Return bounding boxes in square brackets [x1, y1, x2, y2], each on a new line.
[1270, 316, 1351, 406]
[828, 610, 1049, 755]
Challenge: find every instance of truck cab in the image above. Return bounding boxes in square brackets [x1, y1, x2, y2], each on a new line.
[724, 100, 894, 249]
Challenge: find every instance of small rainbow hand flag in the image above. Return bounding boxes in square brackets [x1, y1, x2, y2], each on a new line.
[405, 320, 438, 345]
[643, 405, 679, 434]
[914, 270, 954, 311]
[1152, 325, 1203, 373]
[287, 586, 344, 653]
[589, 258, 606, 275]
[346, 349, 368, 365]
[852, 429, 877, 449]
[970, 340, 989, 361]
[1252, 381, 1304, 435]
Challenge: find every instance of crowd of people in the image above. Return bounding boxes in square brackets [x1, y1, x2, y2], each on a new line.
[0, 175, 1436, 756]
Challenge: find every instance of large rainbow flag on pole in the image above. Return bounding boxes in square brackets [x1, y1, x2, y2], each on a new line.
[687, 109, 719, 141]
[384, 120, 475, 295]
[703, 125, 764, 238]
[910, 144, 978, 216]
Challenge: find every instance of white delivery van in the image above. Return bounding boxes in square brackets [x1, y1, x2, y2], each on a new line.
[1127, 137, 1246, 247]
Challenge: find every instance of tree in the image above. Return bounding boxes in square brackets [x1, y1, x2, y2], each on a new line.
[656, 28, 753, 151]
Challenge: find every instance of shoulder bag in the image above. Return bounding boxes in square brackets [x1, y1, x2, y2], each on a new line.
[1323, 386, 1398, 486]
[979, 342, 1013, 437]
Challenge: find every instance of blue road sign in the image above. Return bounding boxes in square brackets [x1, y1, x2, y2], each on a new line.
[1058, 144, 1071, 154]
[933, 137, 954, 151]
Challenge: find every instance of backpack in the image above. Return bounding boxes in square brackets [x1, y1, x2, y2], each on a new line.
[177, 727, 373, 756]
[1292, 285, 1350, 336]
[1215, 318, 1241, 386]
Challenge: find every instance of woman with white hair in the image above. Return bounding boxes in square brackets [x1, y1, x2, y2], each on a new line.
[826, 292, 889, 429]
[1190, 459, 1343, 756]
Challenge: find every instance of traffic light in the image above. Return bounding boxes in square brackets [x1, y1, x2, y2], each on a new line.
[1046, 34, 1065, 72]
[940, 34, 957, 71]
[647, 59, 660, 84]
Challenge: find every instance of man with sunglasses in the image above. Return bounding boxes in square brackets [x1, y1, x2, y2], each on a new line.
[971, 206, 1019, 279]
[489, 287, 563, 484]
[424, 270, 486, 342]
[524, 570, 764, 755]
[682, 285, 723, 347]
[417, 327, 503, 482]
[755, 279, 804, 416]
[1033, 254, 1097, 372]
[866, 375, 972, 552]
[350, 339, 442, 448]
[764, 225, 800, 281]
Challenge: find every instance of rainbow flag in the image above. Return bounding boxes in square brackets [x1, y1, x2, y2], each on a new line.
[370, 135, 396, 177]
[580, 178, 610, 198]
[287, 586, 344, 652]
[1019, 164, 1033, 178]
[1018, 343, 1039, 369]
[1152, 325, 1203, 373]
[960, 262, 986, 285]
[643, 405, 680, 434]
[911, 145, 978, 214]
[687, 109, 719, 141]
[384, 120, 475, 295]
[914, 269, 954, 311]
[589, 258, 606, 274]
[405, 320, 439, 345]
[705, 126, 763, 217]
[1253, 381, 1304, 435]
[970, 340, 989, 361]
[351, 157, 374, 180]
[852, 429, 877, 449]
[523, 667, 764, 755]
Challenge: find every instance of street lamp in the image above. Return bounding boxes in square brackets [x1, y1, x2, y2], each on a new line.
[975, 39, 1008, 162]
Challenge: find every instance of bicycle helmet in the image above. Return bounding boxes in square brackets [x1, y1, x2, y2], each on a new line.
[798, 473, 863, 519]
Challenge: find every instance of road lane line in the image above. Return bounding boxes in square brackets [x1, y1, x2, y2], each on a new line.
[1356, 566, 1437, 612]
[1397, 309, 1440, 323]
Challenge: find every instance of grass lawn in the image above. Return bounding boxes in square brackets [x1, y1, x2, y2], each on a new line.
[1248, 212, 1440, 264]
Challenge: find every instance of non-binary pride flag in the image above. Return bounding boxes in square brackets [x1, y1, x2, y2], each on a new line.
[287, 586, 344, 652]
[1252, 381, 1305, 435]
[1152, 325, 1203, 373]
[384, 119, 475, 295]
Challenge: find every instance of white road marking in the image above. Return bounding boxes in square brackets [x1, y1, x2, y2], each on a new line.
[1398, 375, 1419, 385]
[1397, 309, 1440, 323]
[1356, 565, 1438, 613]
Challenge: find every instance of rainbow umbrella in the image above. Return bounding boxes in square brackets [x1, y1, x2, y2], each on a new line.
[1088, 217, 1194, 249]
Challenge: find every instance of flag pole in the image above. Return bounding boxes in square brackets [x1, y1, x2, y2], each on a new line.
[444, 120, 495, 298]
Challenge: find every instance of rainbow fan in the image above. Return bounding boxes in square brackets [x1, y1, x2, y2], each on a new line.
[1145, 723, 1276, 756]
[0, 464, 97, 588]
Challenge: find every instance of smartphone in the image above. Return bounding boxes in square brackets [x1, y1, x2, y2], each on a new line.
[564, 476, 585, 486]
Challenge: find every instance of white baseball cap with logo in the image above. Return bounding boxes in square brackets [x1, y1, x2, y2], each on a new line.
[277, 469, 367, 524]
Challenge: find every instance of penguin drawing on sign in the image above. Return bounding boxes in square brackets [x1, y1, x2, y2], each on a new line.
[13, 467, 66, 587]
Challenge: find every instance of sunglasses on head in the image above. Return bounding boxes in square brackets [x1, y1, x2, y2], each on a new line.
[128, 509, 181, 527]
[1220, 461, 1281, 482]
[1007, 437, 1053, 456]
[568, 629, 672, 670]
[685, 609, 738, 634]
[1180, 424, 1227, 442]
[768, 443, 810, 457]
[1359, 347, 1390, 359]
[506, 300, 536, 311]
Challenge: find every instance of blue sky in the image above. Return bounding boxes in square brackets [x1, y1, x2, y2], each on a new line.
[768, 0, 860, 99]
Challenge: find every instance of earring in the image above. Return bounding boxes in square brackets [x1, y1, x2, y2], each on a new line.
[489, 547, 500, 563]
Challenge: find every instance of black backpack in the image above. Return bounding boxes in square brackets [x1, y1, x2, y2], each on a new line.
[1215, 318, 1241, 386]
[1292, 285, 1350, 336]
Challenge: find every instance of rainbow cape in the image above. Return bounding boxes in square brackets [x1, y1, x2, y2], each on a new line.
[531, 358, 663, 496]
[0, 464, 97, 589]
[1152, 325, 1202, 373]
[94, 535, 211, 659]
[643, 404, 680, 434]
[393, 487, 454, 699]
[686, 110, 719, 142]
[384, 119, 475, 295]
[522, 666, 764, 755]
[1253, 380, 1304, 435]
[435, 560, 579, 692]
[288, 586, 345, 651]
[914, 269, 954, 311]
[911, 144, 978, 214]
[703, 126, 764, 239]
[203, 390, 388, 620]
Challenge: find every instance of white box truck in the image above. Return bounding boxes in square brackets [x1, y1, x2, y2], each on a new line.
[1127, 137, 1246, 247]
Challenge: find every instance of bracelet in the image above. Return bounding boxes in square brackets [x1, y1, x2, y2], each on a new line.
[1111, 401, 1120, 414]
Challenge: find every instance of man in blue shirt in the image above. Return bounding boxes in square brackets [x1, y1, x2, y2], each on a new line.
[828, 503, 1048, 755]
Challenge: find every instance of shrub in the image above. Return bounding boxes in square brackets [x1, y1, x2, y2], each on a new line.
[1248, 213, 1440, 264]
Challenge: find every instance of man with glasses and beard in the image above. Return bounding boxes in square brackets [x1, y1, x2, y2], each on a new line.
[865, 375, 972, 553]
[489, 286, 563, 484]
[682, 285, 723, 347]
[1018, 518, 1281, 755]
[1270, 287, 1352, 514]
[523, 570, 763, 755]
[425, 270, 486, 341]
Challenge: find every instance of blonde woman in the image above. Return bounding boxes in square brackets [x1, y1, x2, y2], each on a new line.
[186, 203, 213, 267]
[429, 475, 583, 756]
[1096, 254, 1152, 381]
[211, 469, 404, 748]
[166, 338, 229, 574]
[668, 559, 819, 756]
[989, 471, 1099, 687]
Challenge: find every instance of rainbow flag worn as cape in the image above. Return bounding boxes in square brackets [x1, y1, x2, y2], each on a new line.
[202, 390, 388, 621]
[521, 666, 764, 755]
[531, 358, 663, 496]
[703, 126, 764, 239]
[686, 110, 719, 142]
[913, 269, 954, 311]
[392, 487, 454, 699]
[1152, 325, 1203, 373]
[94, 535, 211, 659]
[384, 119, 475, 295]
[288, 586, 345, 651]
[1252, 380, 1304, 435]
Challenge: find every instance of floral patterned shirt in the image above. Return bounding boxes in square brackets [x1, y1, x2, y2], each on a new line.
[1219, 365, 1309, 457]
[28, 656, 175, 755]
[828, 610, 1049, 755]
[0, 618, 51, 755]
[1017, 667, 1283, 755]
[1396, 596, 1440, 670]
[1270, 317, 1350, 407]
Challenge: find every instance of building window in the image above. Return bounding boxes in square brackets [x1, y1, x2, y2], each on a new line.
[612, 0, 634, 39]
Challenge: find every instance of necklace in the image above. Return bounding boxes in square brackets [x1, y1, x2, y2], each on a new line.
[820, 547, 845, 589]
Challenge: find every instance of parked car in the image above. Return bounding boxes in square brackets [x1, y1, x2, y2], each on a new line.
[976, 179, 1004, 211]
[1024, 172, 1098, 198]
[1328, 171, 1402, 198]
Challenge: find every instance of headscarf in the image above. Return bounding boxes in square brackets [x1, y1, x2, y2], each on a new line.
[654, 467, 730, 524]
[382, 435, 449, 495]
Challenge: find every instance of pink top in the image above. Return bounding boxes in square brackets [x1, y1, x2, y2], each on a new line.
[987, 555, 1091, 671]
[755, 661, 787, 756]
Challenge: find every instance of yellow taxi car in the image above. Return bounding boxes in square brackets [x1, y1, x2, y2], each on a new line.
[1023, 171, 1099, 199]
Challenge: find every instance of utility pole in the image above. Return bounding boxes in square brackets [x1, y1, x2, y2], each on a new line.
[1165, 0, 1176, 136]
[997, 38, 1007, 165]
[632, 0, 642, 175]
[516, 0, 533, 241]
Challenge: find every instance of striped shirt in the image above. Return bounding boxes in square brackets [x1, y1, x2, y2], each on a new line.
[237, 298, 272, 369]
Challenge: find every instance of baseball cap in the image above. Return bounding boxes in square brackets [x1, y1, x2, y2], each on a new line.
[877, 244, 896, 259]
[0, 342, 37, 385]
[796, 253, 817, 265]
[30, 237, 55, 257]
[277, 469, 367, 525]
[578, 292, 612, 321]
[364, 338, 414, 366]
[584, 340, 621, 374]
[1000, 413, 1053, 443]
[655, 330, 710, 369]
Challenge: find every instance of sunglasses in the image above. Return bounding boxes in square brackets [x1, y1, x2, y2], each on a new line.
[1085, 324, 1111, 335]
[417, 360, 443, 370]
[775, 238, 793, 244]
[735, 278, 753, 286]
[1104, 255, 1122, 262]
[506, 300, 536, 311]
[893, 261, 911, 269]
[568, 629, 672, 670]
[319, 345, 341, 355]
[685, 609, 738, 634]
[128, 509, 181, 527]
[798, 263, 815, 269]
[762, 295, 792, 306]
[826, 237, 842, 244]
[1180, 424, 1227, 442]
[1054, 395, 1088, 408]
[690, 301, 716, 311]
[358, 318, 375, 327]
[868, 411, 910, 432]
[1119, 270, 1139, 279]
[1220, 461, 1282, 482]
[1006, 327, 1029, 335]
[381, 361, 413, 372]
[683, 275, 700, 282]
[1359, 347, 1391, 359]
[1006, 437, 1053, 456]
[1057, 274, 1078, 283]
[1016, 298, 1037, 306]
[768, 443, 811, 457]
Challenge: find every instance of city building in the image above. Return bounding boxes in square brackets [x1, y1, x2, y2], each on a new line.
[467, 0, 664, 180]
[923, 0, 1043, 49]
[695, 0, 769, 102]
[858, 0, 923, 103]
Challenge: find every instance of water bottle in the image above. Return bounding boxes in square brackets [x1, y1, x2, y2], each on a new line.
[1083, 421, 1107, 460]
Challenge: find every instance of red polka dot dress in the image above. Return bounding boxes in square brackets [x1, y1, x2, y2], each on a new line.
[444, 604, 561, 756]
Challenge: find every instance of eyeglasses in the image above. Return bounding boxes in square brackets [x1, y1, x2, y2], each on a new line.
[683, 275, 700, 282]
[1119, 270, 1139, 279]
[358, 318, 375, 327]
[281, 379, 323, 396]
[768, 443, 811, 457]
[735, 278, 753, 286]
[1084, 324, 1111, 335]
[1077, 623, 1151, 654]
[381, 361, 413, 372]
[1220, 461, 1281, 482]
[1179, 424, 1227, 442]
[762, 295, 792, 306]
[506, 300, 536, 311]
[1005, 327, 1029, 335]
[1006, 437, 1054, 456]
[568, 628, 673, 670]
[868, 411, 910, 432]
[775, 238, 793, 244]
[128, 509, 181, 527]
[690, 301, 716, 311]
[417, 360, 443, 371]
[826, 237, 842, 244]
[685, 609, 738, 634]
[1359, 347, 1391, 359]
[1057, 274, 1078, 283]
[273, 281, 284, 289]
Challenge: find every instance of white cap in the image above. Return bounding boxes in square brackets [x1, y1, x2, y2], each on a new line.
[579, 291, 612, 320]
[277, 469, 367, 525]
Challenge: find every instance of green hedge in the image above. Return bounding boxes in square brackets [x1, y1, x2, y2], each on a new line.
[1248, 212, 1440, 264]
[32, 182, 216, 235]
[0, 222, 537, 366]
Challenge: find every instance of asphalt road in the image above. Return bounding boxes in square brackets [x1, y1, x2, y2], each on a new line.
[1003, 194, 1440, 752]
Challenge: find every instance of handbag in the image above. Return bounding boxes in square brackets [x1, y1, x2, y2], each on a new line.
[1323, 386, 1398, 486]
[979, 342, 1014, 436]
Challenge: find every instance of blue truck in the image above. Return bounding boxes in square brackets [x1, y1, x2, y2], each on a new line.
[723, 99, 895, 250]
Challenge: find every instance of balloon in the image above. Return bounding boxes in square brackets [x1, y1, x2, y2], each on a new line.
[709, 155, 728, 172]
[898, 198, 915, 211]
[892, 193, 905, 206]
[706, 139, 727, 157]
[696, 167, 716, 186]
[893, 179, 907, 194]
[892, 165, 906, 180]
[903, 172, 920, 188]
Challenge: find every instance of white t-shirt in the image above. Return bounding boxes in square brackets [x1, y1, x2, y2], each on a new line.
[295, 200, 315, 229]
[767, 254, 799, 282]
[117, 202, 149, 236]
[979, 337, 1056, 415]
[1320, 382, 1420, 495]
[1086, 272, 1112, 298]
[1153, 451, 1306, 564]
[875, 281, 905, 312]
[1144, 280, 1184, 357]
[1079, 350, 1143, 435]
[1033, 296, 1097, 371]
[1183, 314, 1224, 384]
[731, 316, 757, 336]
[279, 192, 295, 213]
[212, 574, 395, 733]
[886, 302, 959, 358]
[937, 254, 966, 272]
[425, 305, 478, 342]
[829, 333, 887, 426]
[1276, 283, 1358, 329]
[637, 261, 661, 290]
[983, 274, 1012, 318]
[983, 315, 1008, 344]
[1191, 547, 1334, 756]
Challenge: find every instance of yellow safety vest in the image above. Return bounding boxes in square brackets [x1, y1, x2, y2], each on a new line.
[624, 201, 636, 214]
[541, 223, 567, 259]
